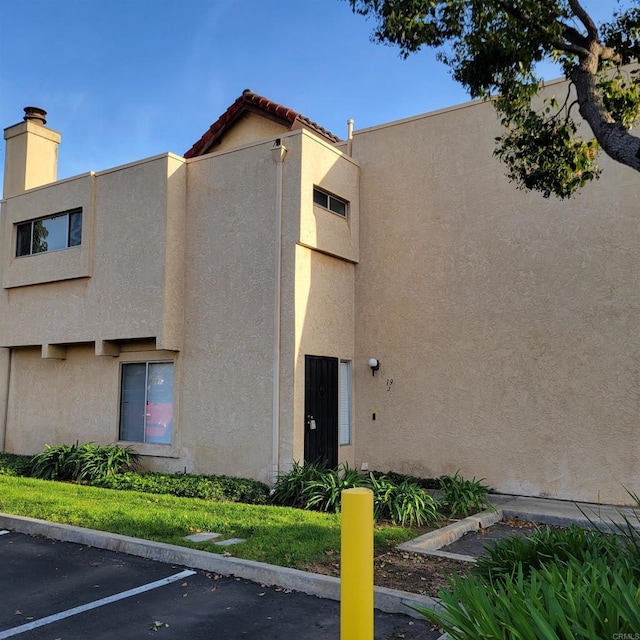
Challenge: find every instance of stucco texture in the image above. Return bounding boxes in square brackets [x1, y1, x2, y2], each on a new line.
[293, 246, 355, 466]
[352, 99, 639, 504]
[0, 154, 186, 349]
[1, 92, 638, 504]
[179, 140, 280, 482]
[5, 346, 117, 453]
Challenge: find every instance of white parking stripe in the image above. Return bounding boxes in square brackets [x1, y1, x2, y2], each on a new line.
[0, 569, 196, 638]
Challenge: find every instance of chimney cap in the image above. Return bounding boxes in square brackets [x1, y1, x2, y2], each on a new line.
[23, 106, 47, 125]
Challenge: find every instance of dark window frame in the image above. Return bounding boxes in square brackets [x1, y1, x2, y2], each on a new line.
[16, 208, 82, 257]
[313, 187, 348, 218]
[118, 360, 174, 446]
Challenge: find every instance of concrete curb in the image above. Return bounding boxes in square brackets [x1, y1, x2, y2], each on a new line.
[0, 513, 441, 620]
[398, 509, 501, 554]
[399, 497, 639, 558]
[418, 549, 477, 563]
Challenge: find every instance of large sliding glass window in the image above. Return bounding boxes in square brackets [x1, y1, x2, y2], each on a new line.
[119, 362, 173, 445]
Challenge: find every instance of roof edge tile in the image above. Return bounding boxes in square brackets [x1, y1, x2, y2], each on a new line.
[184, 90, 340, 158]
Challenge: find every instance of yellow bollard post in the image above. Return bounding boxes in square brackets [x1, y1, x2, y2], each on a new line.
[341, 487, 374, 640]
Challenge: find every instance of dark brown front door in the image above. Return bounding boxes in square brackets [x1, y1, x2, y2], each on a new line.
[304, 355, 338, 468]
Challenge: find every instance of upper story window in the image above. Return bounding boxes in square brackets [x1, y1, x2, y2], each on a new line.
[16, 208, 82, 257]
[313, 187, 348, 217]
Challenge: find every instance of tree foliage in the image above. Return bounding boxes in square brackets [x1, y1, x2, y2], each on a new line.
[349, 0, 640, 198]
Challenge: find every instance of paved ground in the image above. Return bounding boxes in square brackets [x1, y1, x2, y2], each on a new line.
[2, 494, 635, 638]
[400, 493, 639, 558]
[441, 521, 543, 557]
[0, 532, 441, 640]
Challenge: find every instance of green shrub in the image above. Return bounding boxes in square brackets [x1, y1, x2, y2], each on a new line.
[415, 556, 640, 639]
[95, 472, 221, 499]
[474, 524, 628, 584]
[302, 463, 367, 512]
[368, 472, 397, 521]
[416, 513, 640, 638]
[213, 475, 270, 504]
[440, 470, 493, 517]
[30, 442, 82, 481]
[369, 473, 441, 526]
[76, 443, 140, 482]
[0, 453, 32, 477]
[272, 463, 442, 525]
[29, 442, 270, 504]
[30, 443, 139, 482]
[270, 461, 329, 508]
[376, 470, 442, 491]
[611, 489, 640, 544]
[95, 471, 269, 505]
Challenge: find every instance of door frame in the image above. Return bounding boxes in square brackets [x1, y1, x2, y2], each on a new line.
[304, 355, 339, 468]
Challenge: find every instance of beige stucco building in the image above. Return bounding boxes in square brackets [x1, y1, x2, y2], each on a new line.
[1, 91, 638, 504]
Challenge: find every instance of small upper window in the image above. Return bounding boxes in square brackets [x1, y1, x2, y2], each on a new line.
[313, 188, 348, 218]
[16, 209, 82, 257]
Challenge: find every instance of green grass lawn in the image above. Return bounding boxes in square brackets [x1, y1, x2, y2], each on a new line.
[0, 475, 416, 568]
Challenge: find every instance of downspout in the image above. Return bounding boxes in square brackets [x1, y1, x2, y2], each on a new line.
[270, 139, 288, 482]
[0, 348, 12, 453]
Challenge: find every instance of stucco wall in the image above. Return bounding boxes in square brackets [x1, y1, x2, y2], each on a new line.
[4, 342, 181, 460]
[352, 98, 640, 504]
[3, 93, 636, 503]
[299, 133, 360, 263]
[292, 246, 355, 466]
[1, 172, 94, 289]
[5, 345, 116, 453]
[288, 133, 359, 467]
[176, 130, 359, 482]
[213, 114, 291, 153]
[0, 154, 186, 350]
[0, 127, 361, 484]
[179, 140, 283, 482]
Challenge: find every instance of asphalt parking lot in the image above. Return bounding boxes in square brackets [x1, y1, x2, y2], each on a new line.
[0, 531, 440, 639]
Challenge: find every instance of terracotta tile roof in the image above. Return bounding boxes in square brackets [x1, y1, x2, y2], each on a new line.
[184, 89, 341, 158]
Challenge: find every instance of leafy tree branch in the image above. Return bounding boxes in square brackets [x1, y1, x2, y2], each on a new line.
[349, 0, 640, 198]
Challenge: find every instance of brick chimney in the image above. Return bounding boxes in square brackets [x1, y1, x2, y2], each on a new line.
[3, 107, 61, 199]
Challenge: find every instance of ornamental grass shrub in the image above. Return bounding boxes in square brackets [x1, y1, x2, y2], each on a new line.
[416, 503, 640, 638]
[271, 462, 442, 526]
[269, 461, 329, 509]
[302, 463, 366, 513]
[439, 469, 494, 517]
[30, 442, 140, 482]
[415, 555, 640, 639]
[474, 524, 633, 584]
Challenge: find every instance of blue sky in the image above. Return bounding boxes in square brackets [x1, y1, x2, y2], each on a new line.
[0, 0, 619, 189]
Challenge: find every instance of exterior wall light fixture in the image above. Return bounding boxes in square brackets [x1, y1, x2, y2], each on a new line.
[368, 358, 380, 376]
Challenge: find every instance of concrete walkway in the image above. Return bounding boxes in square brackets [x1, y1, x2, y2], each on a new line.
[492, 493, 639, 530]
[399, 493, 639, 558]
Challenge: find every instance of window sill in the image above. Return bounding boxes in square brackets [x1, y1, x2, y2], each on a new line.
[119, 442, 181, 459]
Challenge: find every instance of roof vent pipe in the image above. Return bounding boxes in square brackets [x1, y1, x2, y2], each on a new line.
[23, 106, 47, 125]
[347, 119, 354, 156]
